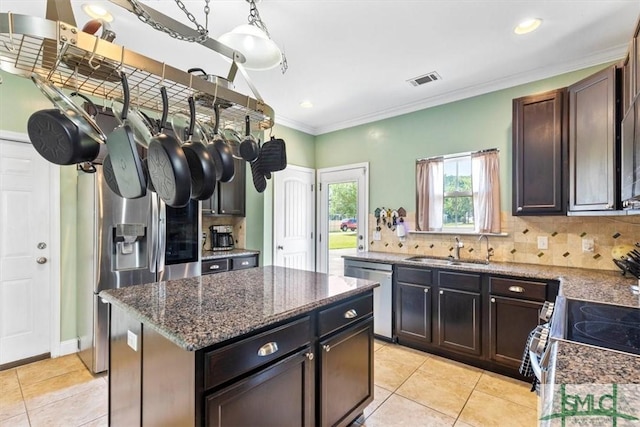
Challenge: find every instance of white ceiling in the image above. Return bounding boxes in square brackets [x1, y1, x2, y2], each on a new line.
[3, 1, 640, 135]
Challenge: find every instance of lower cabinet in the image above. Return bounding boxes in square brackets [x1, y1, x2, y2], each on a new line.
[394, 266, 558, 377]
[437, 287, 481, 356]
[319, 319, 374, 427]
[205, 348, 315, 427]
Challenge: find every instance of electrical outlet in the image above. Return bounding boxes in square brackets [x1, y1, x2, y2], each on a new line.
[582, 238, 595, 253]
[127, 330, 138, 352]
[537, 236, 548, 250]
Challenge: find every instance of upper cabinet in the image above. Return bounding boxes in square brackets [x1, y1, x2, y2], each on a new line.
[512, 89, 567, 215]
[202, 140, 246, 217]
[568, 65, 620, 212]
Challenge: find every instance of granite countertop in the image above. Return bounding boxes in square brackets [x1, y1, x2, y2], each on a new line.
[99, 266, 378, 352]
[344, 251, 640, 308]
[202, 248, 260, 260]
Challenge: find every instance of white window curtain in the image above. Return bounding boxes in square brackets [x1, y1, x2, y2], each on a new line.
[472, 151, 501, 233]
[416, 158, 443, 231]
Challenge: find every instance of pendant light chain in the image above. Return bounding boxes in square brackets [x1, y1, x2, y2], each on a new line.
[126, 0, 211, 42]
[246, 0, 288, 74]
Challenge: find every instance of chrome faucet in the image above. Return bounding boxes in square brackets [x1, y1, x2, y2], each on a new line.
[453, 236, 464, 260]
[478, 234, 493, 264]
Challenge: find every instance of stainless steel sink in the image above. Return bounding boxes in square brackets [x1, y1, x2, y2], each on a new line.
[403, 256, 487, 266]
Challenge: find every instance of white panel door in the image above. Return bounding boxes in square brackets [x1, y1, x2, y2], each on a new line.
[274, 166, 315, 271]
[0, 139, 52, 364]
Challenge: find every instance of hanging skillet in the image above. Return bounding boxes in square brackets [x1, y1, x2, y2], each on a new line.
[239, 115, 260, 162]
[181, 96, 217, 200]
[206, 104, 235, 183]
[27, 74, 104, 165]
[102, 72, 146, 199]
[147, 87, 192, 208]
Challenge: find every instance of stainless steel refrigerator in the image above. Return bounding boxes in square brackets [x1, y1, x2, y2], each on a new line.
[76, 165, 201, 373]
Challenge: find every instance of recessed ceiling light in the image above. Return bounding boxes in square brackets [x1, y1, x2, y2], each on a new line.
[82, 4, 114, 22]
[300, 100, 313, 109]
[514, 18, 542, 35]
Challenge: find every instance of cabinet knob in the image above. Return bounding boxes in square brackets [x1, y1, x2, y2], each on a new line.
[491, 298, 496, 303]
[606, 204, 613, 209]
[517, 207, 523, 212]
[305, 352, 314, 361]
[323, 344, 331, 352]
[424, 288, 429, 293]
[344, 309, 357, 319]
[439, 290, 444, 295]
[257, 342, 279, 357]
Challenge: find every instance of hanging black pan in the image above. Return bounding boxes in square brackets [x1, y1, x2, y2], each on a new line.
[27, 74, 103, 165]
[102, 72, 146, 199]
[181, 96, 217, 200]
[206, 104, 235, 183]
[147, 87, 192, 208]
[239, 115, 259, 162]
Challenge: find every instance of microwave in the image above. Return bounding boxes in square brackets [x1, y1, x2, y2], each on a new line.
[621, 101, 640, 206]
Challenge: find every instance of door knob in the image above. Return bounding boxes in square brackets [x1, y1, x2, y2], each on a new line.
[36, 257, 48, 264]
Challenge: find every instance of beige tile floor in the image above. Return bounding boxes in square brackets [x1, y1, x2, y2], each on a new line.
[0, 341, 537, 427]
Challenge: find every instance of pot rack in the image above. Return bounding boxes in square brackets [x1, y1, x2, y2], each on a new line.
[0, 12, 275, 131]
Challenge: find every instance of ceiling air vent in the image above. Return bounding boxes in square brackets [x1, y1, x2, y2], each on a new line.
[408, 71, 442, 87]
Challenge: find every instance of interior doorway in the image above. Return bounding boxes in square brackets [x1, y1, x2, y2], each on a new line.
[317, 163, 368, 275]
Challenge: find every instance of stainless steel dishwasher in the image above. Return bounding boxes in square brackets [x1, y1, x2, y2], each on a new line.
[344, 259, 393, 340]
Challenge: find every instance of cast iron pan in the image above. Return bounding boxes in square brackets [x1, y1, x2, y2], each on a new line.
[206, 104, 235, 183]
[181, 96, 217, 200]
[147, 87, 191, 208]
[103, 72, 146, 199]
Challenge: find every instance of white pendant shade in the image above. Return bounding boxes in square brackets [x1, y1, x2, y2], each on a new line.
[219, 24, 282, 70]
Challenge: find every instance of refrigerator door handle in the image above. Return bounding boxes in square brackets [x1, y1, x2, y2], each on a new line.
[150, 194, 159, 273]
[158, 199, 166, 274]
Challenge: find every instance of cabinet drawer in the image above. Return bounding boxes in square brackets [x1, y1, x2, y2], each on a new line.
[202, 259, 230, 275]
[204, 316, 311, 390]
[318, 293, 373, 337]
[490, 277, 546, 302]
[396, 267, 433, 286]
[232, 255, 258, 270]
[438, 271, 481, 292]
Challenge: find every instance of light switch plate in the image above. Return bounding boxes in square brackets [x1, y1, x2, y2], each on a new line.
[537, 236, 548, 250]
[373, 230, 381, 241]
[582, 238, 595, 253]
[127, 330, 138, 351]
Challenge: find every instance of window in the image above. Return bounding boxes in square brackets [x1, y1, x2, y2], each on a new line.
[416, 150, 501, 234]
[443, 156, 474, 230]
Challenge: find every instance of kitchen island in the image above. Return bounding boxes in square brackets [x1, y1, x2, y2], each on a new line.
[99, 266, 379, 426]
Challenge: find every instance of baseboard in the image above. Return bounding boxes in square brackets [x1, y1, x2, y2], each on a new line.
[56, 339, 79, 357]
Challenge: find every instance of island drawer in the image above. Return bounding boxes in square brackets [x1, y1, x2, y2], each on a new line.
[318, 293, 373, 337]
[204, 316, 311, 390]
[232, 255, 258, 270]
[490, 277, 546, 301]
[202, 259, 231, 275]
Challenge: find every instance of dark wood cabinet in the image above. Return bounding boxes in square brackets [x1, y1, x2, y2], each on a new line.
[512, 89, 567, 215]
[489, 296, 542, 368]
[568, 65, 620, 212]
[319, 319, 374, 427]
[395, 282, 432, 342]
[202, 141, 246, 216]
[205, 348, 314, 427]
[437, 287, 481, 356]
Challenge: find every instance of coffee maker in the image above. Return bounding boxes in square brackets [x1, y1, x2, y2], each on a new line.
[209, 225, 234, 250]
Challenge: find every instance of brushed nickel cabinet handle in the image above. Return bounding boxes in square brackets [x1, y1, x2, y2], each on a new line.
[344, 309, 357, 319]
[508, 286, 525, 293]
[209, 265, 220, 270]
[241, 261, 249, 266]
[257, 342, 279, 357]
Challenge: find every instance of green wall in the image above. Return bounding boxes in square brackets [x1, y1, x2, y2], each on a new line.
[314, 63, 613, 213]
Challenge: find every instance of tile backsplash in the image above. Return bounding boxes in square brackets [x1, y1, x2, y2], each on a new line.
[368, 211, 640, 271]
